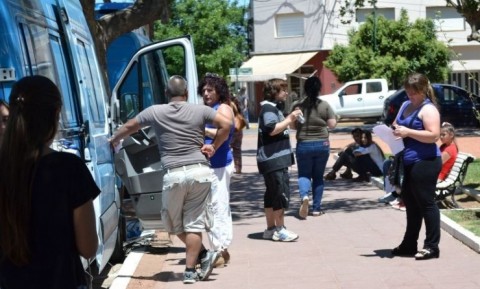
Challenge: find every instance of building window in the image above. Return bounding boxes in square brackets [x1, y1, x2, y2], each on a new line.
[426, 7, 465, 31]
[276, 13, 304, 38]
[356, 8, 395, 23]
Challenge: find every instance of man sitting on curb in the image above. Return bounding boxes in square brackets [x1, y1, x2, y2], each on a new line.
[325, 127, 363, 180]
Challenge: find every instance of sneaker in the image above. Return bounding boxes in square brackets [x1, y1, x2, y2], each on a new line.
[324, 171, 336, 180]
[299, 196, 309, 219]
[183, 270, 199, 284]
[272, 227, 299, 242]
[352, 176, 366, 182]
[263, 227, 277, 239]
[198, 250, 219, 281]
[378, 192, 396, 204]
[391, 200, 406, 211]
[389, 198, 401, 206]
[312, 210, 325, 217]
[340, 171, 353, 179]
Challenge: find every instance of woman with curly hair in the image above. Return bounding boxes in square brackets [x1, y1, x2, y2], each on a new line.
[197, 73, 235, 266]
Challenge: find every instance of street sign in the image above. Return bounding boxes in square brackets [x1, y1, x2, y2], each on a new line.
[229, 67, 252, 75]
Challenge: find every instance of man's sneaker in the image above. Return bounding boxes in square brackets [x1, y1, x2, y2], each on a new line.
[183, 270, 199, 284]
[299, 196, 309, 219]
[272, 227, 299, 242]
[378, 192, 396, 204]
[263, 227, 277, 239]
[198, 250, 219, 281]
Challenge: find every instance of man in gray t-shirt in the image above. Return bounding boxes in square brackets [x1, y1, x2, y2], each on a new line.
[110, 75, 231, 283]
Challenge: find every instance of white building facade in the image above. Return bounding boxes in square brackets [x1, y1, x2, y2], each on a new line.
[238, 0, 480, 116]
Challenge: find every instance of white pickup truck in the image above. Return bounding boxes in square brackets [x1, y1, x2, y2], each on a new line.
[319, 78, 396, 120]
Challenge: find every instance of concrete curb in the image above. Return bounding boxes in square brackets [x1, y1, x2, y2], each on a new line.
[371, 176, 480, 254]
[108, 249, 145, 289]
[441, 212, 480, 253]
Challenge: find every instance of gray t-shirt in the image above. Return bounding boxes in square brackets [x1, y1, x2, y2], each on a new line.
[136, 102, 217, 169]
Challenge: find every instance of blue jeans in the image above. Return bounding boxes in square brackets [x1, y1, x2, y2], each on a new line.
[296, 140, 330, 212]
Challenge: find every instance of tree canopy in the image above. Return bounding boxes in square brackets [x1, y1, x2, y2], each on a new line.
[153, 0, 248, 79]
[339, 0, 480, 42]
[80, 0, 171, 87]
[324, 9, 451, 88]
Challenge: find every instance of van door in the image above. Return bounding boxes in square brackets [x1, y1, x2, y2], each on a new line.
[55, 0, 119, 271]
[111, 36, 199, 230]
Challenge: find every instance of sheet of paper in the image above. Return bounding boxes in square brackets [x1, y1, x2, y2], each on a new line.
[372, 124, 404, 154]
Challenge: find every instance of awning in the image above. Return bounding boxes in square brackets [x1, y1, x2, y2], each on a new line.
[229, 52, 317, 82]
[450, 60, 480, 72]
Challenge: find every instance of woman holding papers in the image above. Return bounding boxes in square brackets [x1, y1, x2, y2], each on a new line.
[390, 72, 442, 261]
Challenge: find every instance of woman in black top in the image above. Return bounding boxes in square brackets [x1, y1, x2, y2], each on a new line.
[0, 76, 100, 288]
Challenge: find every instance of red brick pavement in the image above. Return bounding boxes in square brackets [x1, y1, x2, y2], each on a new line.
[111, 127, 480, 289]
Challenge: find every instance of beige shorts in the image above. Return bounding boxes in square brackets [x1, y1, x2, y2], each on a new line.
[160, 163, 215, 234]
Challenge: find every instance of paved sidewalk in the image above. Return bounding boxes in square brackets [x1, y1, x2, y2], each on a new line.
[136, 128, 480, 289]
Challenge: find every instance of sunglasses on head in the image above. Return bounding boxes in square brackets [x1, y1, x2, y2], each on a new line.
[205, 72, 220, 78]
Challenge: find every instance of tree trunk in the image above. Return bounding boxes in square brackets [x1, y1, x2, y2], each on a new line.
[79, 0, 171, 93]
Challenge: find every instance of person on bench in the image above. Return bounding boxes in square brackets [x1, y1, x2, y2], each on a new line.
[438, 122, 458, 181]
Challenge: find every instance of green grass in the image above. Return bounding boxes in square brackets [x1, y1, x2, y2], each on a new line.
[442, 209, 480, 237]
[464, 159, 480, 190]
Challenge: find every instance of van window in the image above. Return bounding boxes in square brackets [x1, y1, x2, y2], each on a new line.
[117, 48, 172, 123]
[75, 39, 106, 128]
[116, 44, 191, 123]
[20, 23, 80, 129]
